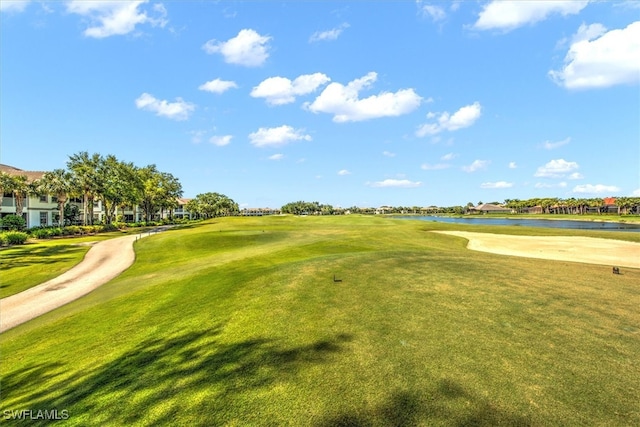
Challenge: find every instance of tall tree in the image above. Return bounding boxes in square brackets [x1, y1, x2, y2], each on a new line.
[0, 171, 14, 212]
[39, 169, 73, 226]
[67, 151, 102, 225]
[10, 174, 31, 219]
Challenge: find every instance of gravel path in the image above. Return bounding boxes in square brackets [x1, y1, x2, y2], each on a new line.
[1, 230, 163, 333]
[435, 231, 640, 269]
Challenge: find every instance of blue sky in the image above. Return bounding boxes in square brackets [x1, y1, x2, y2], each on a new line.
[1, 1, 639, 209]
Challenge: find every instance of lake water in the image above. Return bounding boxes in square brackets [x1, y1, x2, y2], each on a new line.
[397, 216, 640, 232]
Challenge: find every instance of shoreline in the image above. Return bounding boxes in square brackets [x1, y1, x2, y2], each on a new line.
[389, 213, 640, 225]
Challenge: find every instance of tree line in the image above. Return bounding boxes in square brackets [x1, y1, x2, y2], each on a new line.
[0, 152, 183, 225]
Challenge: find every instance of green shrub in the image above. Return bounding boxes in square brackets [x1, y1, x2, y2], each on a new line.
[30, 228, 52, 239]
[100, 224, 119, 232]
[63, 225, 82, 235]
[0, 233, 7, 246]
[0, 215, 26, 231]
[4, 231, 28, 245]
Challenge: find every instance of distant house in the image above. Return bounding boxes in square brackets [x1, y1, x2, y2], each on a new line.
[469, 203, 511, 214]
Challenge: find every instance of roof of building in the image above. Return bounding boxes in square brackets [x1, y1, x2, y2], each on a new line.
[473, 203, 510, 211]
[0, 164, 46, 182]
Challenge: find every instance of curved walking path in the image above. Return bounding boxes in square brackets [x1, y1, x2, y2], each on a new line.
[435, 231, 640, 269]
[1, 230, 163, 333]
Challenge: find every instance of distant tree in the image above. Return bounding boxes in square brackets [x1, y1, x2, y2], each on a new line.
[186, 192, 238, 219]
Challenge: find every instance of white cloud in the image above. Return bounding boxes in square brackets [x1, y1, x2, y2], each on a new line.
[209, 135, 232, 146]
[508, 162, 517, 169]
[1, 0, 31, 13]
[549, 21, 640, 89]
[198, 78, 238, 94]
[66, 1, 167, 38]
[573, 184, 621, 194]
[383, 151, 396, 157]
[416, 102, 482, 137]
[473, 1, 588, 32]
[417, 1, 446, 21]
[268, 154, 284, 161]
[568, 172, 584, 180]
[369, 179, 422, 188]
[304, 72, 422, 122]
[462, 159, 489, 173]
[309, 23, 349, 42]
[441, 152, 457, 161]
[542, 137, 571, 150]
[534, 158, 579, 178]
[421, 163, 450, 170]
[135, 93, 194, 121]
[480, 181, 513, 189]
[337, 169, 351, 176]
[248, 125, 311, 148]
[632, 188, 640, 196]
[203, 29, 271, 67]
[251, 73, 330, 106]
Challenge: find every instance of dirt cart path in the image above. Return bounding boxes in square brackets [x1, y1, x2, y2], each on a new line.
[435, 231, 640, 269]
[1, 231, 157, 333]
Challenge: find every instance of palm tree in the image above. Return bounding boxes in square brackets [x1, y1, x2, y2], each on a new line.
[0, 171, 14, 212]
[39, 169, 73, 226]
[10, 174, 31, 219]
[67, 151, 102, 226]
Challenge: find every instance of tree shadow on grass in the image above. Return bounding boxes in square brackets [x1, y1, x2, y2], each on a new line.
[315, 378, 533, 427]
[0, 245, 88, 271]
[4, 326, 353, 425]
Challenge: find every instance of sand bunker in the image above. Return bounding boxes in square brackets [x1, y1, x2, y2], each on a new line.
[435, 231, 640, 269]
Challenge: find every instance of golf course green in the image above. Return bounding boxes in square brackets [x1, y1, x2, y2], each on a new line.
[1, 215, 639, 426]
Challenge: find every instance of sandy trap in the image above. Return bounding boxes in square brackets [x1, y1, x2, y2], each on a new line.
[435, 231, 640, 269]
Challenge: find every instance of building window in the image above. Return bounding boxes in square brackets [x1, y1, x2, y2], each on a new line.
[40, 195, 48, 203]
[40, 212, 48, 226]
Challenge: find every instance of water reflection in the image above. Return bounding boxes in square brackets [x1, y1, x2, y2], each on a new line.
[398, 216, 640, 232]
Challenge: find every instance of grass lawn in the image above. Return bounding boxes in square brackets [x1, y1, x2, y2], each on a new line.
[1, 216, 639, 426]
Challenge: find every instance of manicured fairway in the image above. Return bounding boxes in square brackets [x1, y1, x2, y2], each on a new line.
[1, 216, 639, 426]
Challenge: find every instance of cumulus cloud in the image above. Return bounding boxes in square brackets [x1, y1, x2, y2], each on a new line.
[135, 93, 194, 121]
[304, 72, 422, 122]
[573, 184, 621, 194]
[66, 1, 167, 38]
[534, 158, 579, 178]
[480, 181, 513, 189]
[549, 21, 640, 89]
[198, 78, 238, 94]
[416, 102, 482, 137]
[337, 169, 351, 176]
[369, 179, 422, 188]
[268, 154, 284, 161]
[472, 0, 588, 32]
[203, 29, 271, 67]
[209, 135, 232, 146]
[462, 159, 489, 173]
[1, 0, 31, 13]
[508, 162, 517, 169]
[309, 23, 349, 42]
[251, 73, 330, 106]
[542, 137, 571, 150]
[568, 172, 584, 180]
[248, 125, 311, 148]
